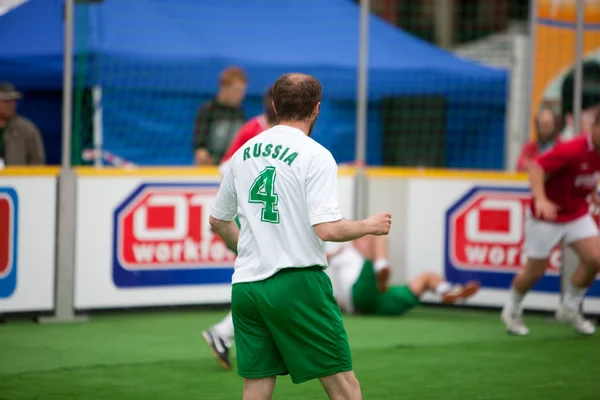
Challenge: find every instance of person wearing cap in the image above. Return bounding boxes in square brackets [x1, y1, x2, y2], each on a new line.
[561, 60, 600, 139]
[0, 83, 45, 167]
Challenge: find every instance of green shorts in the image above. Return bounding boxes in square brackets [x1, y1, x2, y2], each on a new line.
[231, 267, 352, 384]
[352, 261, 420, 316]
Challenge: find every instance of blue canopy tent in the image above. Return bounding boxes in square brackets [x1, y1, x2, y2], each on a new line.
[0, 0, 93, 164]
[0, 0, 64, 89]
[84, 0, 507, 168]
[1, 0, 508, 167]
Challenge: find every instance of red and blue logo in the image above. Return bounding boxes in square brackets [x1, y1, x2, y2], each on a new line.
[0, 187, 18, 298]
[112, 183, 235, 288]
[445, 186, 600, 296]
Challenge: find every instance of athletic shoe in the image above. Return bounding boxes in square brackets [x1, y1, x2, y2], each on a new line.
[501, 306, 530, 336]
[202, 328, 232, 370]
[442, 281, 480, 304]
[555, 304, 596, 335]
[376, 267, 390, 293]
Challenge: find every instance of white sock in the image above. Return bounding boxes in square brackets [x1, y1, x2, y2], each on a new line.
[213, 311, 235, 347]
[435, 281, 452, 295]
[506, 287, 525, 314]
[373, 258, 389, 273]
[563, 283, 587, 311]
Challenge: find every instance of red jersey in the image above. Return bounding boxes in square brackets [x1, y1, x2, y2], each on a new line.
[220, 115, 268, 164]
[516, 140, 558, 171]
[532, 134, 600, 222]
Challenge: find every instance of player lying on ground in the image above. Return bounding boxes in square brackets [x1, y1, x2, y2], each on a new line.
[325, 236, 480, 315]
[202, 235, 480, 370]
[502, 112, 600, 336]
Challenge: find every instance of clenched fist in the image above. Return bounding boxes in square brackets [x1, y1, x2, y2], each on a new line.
[366, 212, 391, 236]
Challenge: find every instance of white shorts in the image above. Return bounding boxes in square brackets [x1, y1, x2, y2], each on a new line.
[525, 211, 599, 259]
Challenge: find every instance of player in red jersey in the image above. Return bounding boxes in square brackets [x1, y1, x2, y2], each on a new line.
[218, 86, 276, 175]
[502, 113, 600, 336]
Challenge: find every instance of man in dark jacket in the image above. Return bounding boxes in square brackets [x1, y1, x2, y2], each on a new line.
[193, 67, 247, 166]
[0, 83, 45, 167]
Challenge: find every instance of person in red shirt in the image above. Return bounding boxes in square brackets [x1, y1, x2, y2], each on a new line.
[502, 112, 600, 336]
[218, 86, 276, 174]
[516, 107, 560, 171]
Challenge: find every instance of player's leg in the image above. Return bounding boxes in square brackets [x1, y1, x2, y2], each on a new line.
[242, 377, 277, 400]
[202, 215, 242, 368]
[502, 213, 564, 335]
[202, 310, 235, 369]
[369, 284, 420, 315]
[350, 260, 381, 314]
[557, 215, 600, 335]
[231, 281, 287, 399]
[319, 370, 362, 400]
[350, 259, 419, 316]
[257, 267, 360, 397]
[353, 235, 390, 293]
[407, 272, 480, 304]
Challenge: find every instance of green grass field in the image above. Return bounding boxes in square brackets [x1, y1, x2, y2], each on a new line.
[1, 307, 599, 400]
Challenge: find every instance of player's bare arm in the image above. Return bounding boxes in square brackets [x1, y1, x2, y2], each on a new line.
[209, 217, 240, 252]
[313, 213, 391, 242]
[528, 162, 559, 220]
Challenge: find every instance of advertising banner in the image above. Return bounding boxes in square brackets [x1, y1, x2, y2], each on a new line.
[74, 171, 355, 309]
[405, 177, 600, 313]
[0, 175, 57, 313]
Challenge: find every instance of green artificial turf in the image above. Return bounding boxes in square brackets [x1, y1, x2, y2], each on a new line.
[1, 307, 599, 399]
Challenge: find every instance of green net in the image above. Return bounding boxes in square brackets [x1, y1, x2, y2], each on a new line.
[71, 0, 532, 170]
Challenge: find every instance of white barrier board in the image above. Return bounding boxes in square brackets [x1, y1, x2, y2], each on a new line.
[0, 176, 56, 312]
[74, 173, 354, 309]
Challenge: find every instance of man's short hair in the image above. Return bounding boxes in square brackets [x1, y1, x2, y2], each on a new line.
[219, 66, 248, 87]
[263, 86, 277, 124]
[272, 73, 322, 122]
[561, 60, 600, 119]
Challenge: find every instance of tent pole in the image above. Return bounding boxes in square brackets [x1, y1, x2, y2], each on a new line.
[354, 0, 370, 220]
[573, 0, 584, 136]
[38, 0, 88, 324]
[93, 85, 103, 167]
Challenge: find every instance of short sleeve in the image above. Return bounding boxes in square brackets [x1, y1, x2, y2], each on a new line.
[516, 142, 536, 171]
[210, 164, 237, 221]
[535, 141, 577, 174]
[305, 150, 342, 226]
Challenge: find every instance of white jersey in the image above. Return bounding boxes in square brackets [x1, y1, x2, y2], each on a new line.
[325, 242, 365, 313]
[210, 125, 342, 284]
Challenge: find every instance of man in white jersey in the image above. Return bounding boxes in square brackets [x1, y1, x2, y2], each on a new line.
[325, 236, 480, 315]
[209, 73, 391, 400]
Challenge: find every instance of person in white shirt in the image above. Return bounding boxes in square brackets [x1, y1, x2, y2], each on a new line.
[325, 236, 480, 315]
[209, 73, 391, 400]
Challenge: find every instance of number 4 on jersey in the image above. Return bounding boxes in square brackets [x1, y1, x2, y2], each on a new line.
[249, 166, 280, 224]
